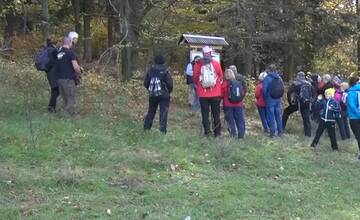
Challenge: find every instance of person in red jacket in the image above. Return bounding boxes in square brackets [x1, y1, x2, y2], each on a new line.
[193, 46, 224, 137]
[222, 69, 246, 138]
[255, 72, 269, 133]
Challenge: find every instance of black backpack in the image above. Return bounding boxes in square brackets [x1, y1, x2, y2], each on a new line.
[269, 77, 284, 99]
[298, 83, 312, 104]
[34, 47, 55, 72]
[228, 80, 244, 103]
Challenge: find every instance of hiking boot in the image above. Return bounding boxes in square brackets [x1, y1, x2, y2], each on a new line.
[48, 106, 56, 113]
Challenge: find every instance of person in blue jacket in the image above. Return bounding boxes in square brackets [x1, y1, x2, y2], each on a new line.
[347, 76, 360, 160]
[262, 64, 284, 137]
[311, 88, 340, 151]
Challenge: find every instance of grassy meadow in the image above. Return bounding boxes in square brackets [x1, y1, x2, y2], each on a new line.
[1, 61, 360, 220]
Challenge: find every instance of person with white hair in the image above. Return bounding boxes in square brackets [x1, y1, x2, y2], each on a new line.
[52, 33, 82, 116]
[255, 72, 269, 133]
[67, 31, 79, 46]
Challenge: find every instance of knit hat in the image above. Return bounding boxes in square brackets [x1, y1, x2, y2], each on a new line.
[155, 55, 165, 64]
[296, 71, 305, 81]
[259, 72, 267, 81]
[202, 45, 212, 57]
[332, 75, 342, 86]
[229, 65, 238, 74]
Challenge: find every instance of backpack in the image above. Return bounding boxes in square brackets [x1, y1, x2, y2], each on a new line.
[269, 77, 284, 99]
[148, 69, 168, 97]
[228, 80, 244, 103]
[298, 83, 312, 104]
[35, 47, 52, 71]
[200, 62, 217, 89]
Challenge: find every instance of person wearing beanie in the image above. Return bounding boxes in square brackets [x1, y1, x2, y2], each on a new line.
[282, 71, 313, 137]
[311, 88, 340, 151]
[193, 45, 224, 137]
[347, 76, 360, 160]
[333, 76, 350, 140]
[255, 72, 269, 133]
[143, 54, 173, 134]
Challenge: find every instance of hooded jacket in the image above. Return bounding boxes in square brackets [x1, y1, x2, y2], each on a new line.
[313, 98, 340, 122]
[193, 57, 223, 98]
[262, 71, 282, 105]
[255, 81, 266, 107]
[347, 83, 360, 119]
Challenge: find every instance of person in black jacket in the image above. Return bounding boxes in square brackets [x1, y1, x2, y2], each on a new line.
[45, 39, 59, 113]
[282, 72, 312, 137]
[144, 55, 173, 134]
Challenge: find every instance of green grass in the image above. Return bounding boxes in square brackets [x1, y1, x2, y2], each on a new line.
[1, 62, 360, 219]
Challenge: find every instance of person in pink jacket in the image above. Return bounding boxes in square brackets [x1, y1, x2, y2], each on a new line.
[333, 76, 350, 140]
[255, 72, 269, 133]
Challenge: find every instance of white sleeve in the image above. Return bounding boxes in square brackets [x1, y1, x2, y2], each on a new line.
[185, 63, 193, 76]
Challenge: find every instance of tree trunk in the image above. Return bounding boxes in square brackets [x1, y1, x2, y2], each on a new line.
[3, 13, 15, 48]
[72, 0, 81, 54]
[40, 0, 50, 42]
[83, 0, 92, 62]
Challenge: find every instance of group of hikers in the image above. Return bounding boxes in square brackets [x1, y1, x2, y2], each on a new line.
[144, 45, 360, 160]
[35, 35, 360, 160]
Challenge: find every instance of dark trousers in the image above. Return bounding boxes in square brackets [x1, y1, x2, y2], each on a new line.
[336, 111, 351, 140]
[224, 106, 245, 138]
[48, 87, 60, 110]
[350, 119, 360, 151]
[144, 97, 170, 133]
[311, 120, 338, 150]
[266, 102, 283, 137]
[257, 106, 269, 133]
[199, 97, 221, 137]
[282, 103, 311, 137]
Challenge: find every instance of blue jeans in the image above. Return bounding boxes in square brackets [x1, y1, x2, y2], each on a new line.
[224, 106, 245, 138]
[257, 107, 269, 133]
[266, 102, 283, 136]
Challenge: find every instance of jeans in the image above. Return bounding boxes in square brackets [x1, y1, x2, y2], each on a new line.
[282, 103, 311, 137]
[350, 119, 360, 151]
[48, 87, 60, 111]
[336, 111, 351, 140]
[224, 107, 245, 138]
[312, 120, 338, 150]
[199, 97, 221, 137]
[266, 102, 283, 137]
[58, 79, 76, 116]
[257, 107, 269, 133]
[188, 84, 200, 111]
[144, 97, 170, 134]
